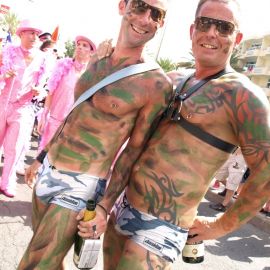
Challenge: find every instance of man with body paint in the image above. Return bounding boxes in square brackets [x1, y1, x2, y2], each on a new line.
[83, 0, 270, 269]
[18, 0, 171, 269]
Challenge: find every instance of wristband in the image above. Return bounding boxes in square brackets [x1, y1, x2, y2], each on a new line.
[96, 203, 108, 217]
[36, 150, 47, 164]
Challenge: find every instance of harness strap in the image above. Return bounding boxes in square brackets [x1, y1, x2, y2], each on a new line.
[172, 67, 238, 153]
[178, 117, 238, 153]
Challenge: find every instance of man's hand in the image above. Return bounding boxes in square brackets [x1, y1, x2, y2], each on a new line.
[25, 160, 41, 188]
[4, 69, 18, 78]
[76, 205, 108, 239]
[97, 39, 113, 60]
[31, 86, 40, 96]
[37, 119, 45, 135]
[187, 216, 225, 242]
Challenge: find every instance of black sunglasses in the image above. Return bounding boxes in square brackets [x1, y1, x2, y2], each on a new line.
[127, 0, 166, 23]
[195, 16, 236, 37]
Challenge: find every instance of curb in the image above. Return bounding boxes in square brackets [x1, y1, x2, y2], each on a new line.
[205, 189, 270, 235]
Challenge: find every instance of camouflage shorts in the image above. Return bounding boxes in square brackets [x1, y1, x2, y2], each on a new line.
[113, 192, 189, 263]
[35, 156, 107, 211]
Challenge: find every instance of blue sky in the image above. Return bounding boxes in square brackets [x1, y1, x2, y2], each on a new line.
[6, 0, 270, 62]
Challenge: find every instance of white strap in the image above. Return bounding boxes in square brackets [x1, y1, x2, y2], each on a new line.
[71, 62, 160, 111]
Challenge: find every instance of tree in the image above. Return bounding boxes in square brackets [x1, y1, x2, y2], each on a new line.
[64, 39, 75, 58]
[230, 47, 242, 72]
[0, 11, 20, 36]
[157, 58, 177, 72]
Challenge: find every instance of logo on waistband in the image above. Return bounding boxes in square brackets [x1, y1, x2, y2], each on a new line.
[143, 238, 163, 252]
[60, 195, 80, 207]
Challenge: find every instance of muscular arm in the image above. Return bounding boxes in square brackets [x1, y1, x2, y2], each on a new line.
[190, 78, 270, 241]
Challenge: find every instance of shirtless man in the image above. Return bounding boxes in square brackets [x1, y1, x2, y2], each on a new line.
[18, 0, 171, 269]
[78, 0, 270, 269]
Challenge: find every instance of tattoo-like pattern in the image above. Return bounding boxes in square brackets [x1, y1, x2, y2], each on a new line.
[143, 171, 183, 224]
[183, 77, 270, 167]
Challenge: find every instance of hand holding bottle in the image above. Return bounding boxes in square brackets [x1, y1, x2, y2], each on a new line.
[187, 216, 222, 242]
[74, 200, 101, 269]
[76, 202, 108, 239]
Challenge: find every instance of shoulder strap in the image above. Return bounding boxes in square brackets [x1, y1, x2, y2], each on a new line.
[176, 67, 233, 102]
[71, 61, 160, 111]
[176, 67, 238, 153]
[54, 61, 160, 140]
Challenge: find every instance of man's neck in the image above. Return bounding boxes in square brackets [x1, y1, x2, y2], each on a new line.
[74, 56, 90, 65]
[111, 45, 145, 66]
[20, 44, 33, 51]
[195, 64, 231, 80]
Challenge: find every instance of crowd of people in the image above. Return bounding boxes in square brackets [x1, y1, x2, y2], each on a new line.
[0, 0, 269, 269]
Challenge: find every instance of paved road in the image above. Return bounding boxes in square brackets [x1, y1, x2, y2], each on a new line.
[0, 138, 269, 270]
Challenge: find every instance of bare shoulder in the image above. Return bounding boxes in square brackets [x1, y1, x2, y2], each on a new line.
[166, 69, 194, 88]
[149, 67, 173, 93]
[218, 72, 269, 107]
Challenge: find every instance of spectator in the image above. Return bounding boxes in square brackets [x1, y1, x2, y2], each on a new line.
[0, 19, 48, 197]
[209, 148, 247, 212]
[37, 35, 96, 152]
[38, 32, 52, 42]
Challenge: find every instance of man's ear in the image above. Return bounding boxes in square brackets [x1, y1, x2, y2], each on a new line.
[119, 0, 126, 15]
[235, 31, 243, 46]
[190, 24, 195, 40]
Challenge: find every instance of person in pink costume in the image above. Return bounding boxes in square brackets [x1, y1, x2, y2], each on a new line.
[37, 35, 96, 152]
[0, 19, 48, 198]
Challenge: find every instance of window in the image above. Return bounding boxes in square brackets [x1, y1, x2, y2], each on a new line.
[248, 43, 262, 50]
[244, 61, 256, 71]
[267, 79, 270, 88]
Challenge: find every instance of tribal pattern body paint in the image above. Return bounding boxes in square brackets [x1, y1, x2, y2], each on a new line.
[125, 72, 270, 230]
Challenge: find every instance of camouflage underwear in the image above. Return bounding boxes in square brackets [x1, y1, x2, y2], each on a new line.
[35, 156, 107, 211]
[112, 192, 189, 263]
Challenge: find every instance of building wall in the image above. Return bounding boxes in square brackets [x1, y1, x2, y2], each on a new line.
[237, 34, 270, 101]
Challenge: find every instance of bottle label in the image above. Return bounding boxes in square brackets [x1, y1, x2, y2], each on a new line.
[182, 242, 204, 257]
[77, 239, 101, 268]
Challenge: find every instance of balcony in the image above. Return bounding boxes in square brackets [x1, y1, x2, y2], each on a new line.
[245, 49, 261, 57]
[247, 67, 270, 76]
[239, 49, 261, 59]
[261, 47, 270, 56]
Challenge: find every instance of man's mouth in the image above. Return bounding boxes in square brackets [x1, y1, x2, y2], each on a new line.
[201, 43, 217, 49]
[131, 24, 148, 34]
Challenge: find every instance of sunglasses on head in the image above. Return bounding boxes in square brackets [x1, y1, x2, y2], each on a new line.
[195, 16, 236, 37]
[126, 0, 166, 23]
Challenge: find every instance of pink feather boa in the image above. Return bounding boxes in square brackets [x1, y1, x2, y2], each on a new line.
[0, 45, 47, 90]
[47, 58, 73, 91]
[1, 44, 18, 74]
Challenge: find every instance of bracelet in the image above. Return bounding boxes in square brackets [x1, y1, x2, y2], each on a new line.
[36, 150, 47, 164]
[96, 203, 108, 217]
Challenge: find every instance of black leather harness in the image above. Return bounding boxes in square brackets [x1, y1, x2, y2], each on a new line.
[168, 68, 238, 153]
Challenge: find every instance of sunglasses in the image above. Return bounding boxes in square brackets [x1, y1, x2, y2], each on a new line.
[127, 0, 166, 23]
[195, 16, 236, 37]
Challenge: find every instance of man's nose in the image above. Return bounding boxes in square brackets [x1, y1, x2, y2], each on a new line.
[138, 8, 153, 23]
[206, 24, 219, 36]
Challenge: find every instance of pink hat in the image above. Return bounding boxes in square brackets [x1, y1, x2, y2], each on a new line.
[75, 35, 96, 52]
[16, 19, 42, 36]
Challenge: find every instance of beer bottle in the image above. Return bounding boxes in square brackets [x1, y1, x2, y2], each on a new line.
[182, 234, 204, 263]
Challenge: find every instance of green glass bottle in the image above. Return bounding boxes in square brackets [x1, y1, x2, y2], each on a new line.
[182, 235, 204, 263]
[73, 200, 101, 269]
